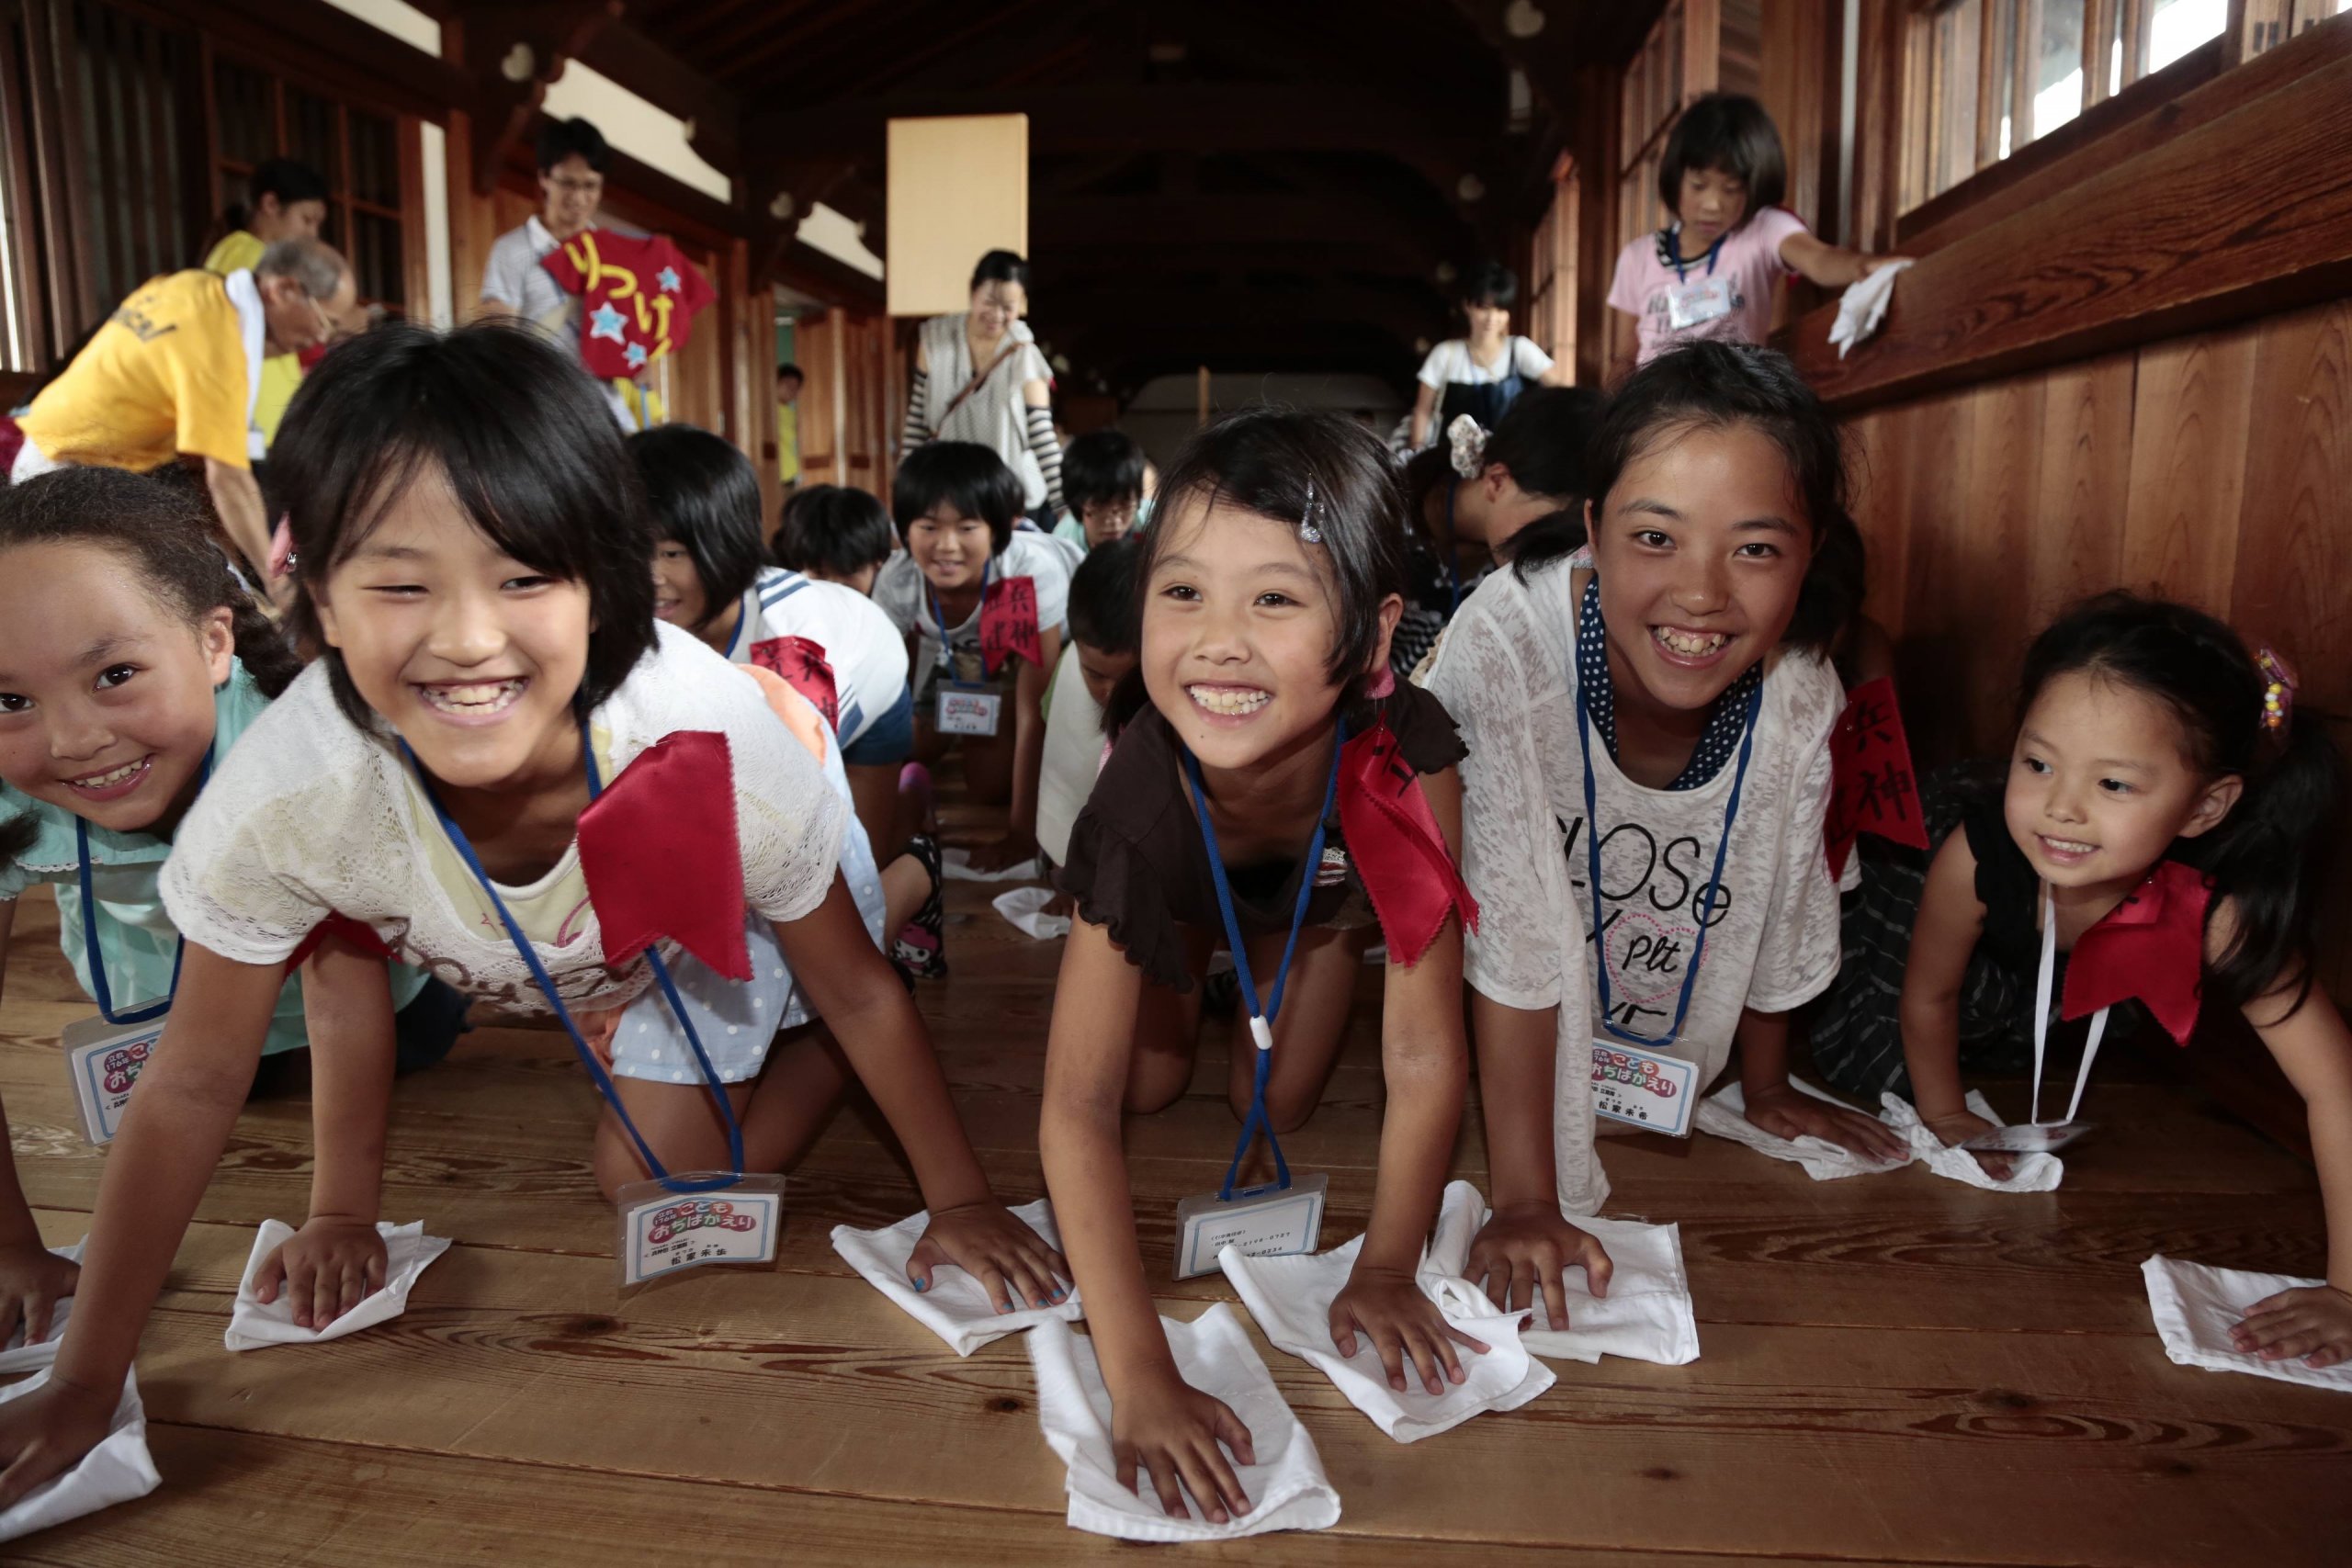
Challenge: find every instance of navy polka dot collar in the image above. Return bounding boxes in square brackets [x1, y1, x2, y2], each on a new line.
[1576, 576, 1761, 791]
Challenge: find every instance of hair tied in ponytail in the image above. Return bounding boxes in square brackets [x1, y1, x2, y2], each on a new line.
[2257, 646, 2297, 738]
[1446, 414, 1489, 479]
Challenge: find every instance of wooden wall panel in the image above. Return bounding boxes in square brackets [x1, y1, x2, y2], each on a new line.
[2118, 326, 2257, 617]
[1955, 375, 2046, 746]
[2228, 299, 2351, 718]
[2025, 352, 2136, 626]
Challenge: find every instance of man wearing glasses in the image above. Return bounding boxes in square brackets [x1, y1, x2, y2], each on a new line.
[479, 115, 650, 430]
[8, 237, 352, 598]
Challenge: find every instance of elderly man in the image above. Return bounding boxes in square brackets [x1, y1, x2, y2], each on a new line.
[11, 236, 352, 586]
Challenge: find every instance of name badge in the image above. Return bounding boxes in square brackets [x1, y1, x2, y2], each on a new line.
[936, 688, 1002, 737]
[62, 1012, 164, 1145]
[1590, 1038, 1698, 1138]
[1963, 1122, 2095, 1155]
[615, 1174, 783, 1288]
[1173, 1173, 1328, 1280]
[1666, 276, 1735, 331]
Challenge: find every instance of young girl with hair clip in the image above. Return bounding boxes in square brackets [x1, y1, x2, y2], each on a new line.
[1425, 341, 1910, 1329]
[1817, 592, 2352, 1367]
[1392, 384, 1607, 678]
[0, 325, 1061, 1502]
[0, 468, 467, 1348]
[1042, 410, 1482, 1525]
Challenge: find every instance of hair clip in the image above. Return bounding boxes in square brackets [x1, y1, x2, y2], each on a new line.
[2257, 646, 2298, 736]
[1447, 413, 1490, 479]
[1297, 478, 1324, 546]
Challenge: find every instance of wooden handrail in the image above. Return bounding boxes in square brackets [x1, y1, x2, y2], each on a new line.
[1787, 19, 2352, 412]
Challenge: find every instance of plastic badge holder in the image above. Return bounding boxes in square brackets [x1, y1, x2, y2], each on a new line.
[1963, 1122, 2095, 1155]
[1175, 1174, 1328, 1282]
[936, 688, 1001, 736]
[616, 1174, 785, 1288]
[61, 1013, 164, 1145]
[1589, 1038, 1698, 1138]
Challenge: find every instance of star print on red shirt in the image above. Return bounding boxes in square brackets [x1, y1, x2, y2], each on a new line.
[541, 230, 717, 380]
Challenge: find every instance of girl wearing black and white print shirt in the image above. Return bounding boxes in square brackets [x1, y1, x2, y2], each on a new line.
[1424, 343, 1906, 1331]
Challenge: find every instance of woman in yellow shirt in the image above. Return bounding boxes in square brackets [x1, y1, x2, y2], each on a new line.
[202, 159, 329, 452]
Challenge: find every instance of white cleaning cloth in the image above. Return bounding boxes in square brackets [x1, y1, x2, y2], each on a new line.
[1828, 259, 1911, 357]
[831, 1198, 1080, 1357]
[993, 886, 1072, 941]
[1222, 1217, 1551, 1444]
[1696, 1077, 1906, 1181]
[0, 1371, 160, 1542]
[2143, 1255, 2352, 1394]
[1882, 1091, 2064, 1192]
[942, 847, 1044, 883]
[0, 1240, 82, 1373]
[223, 1220, 451, 1351]
[1421, 1181, 1700, 1366]
[1027, 1305, 1340, 1540]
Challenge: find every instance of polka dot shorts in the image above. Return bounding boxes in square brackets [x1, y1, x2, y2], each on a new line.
[607, 813, 889, 1085]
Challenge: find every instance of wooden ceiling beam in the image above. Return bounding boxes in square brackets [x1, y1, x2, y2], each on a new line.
[741, 83, 1483, 194]
[447, 1, 623, 196]
[1029, 194, 1447, 274]
[572, 18, 741, 172]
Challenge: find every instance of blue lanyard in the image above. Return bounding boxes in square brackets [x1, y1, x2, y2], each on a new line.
[1668, 225, 1724, 284]
[720, 592, 748, 660]
[1575, 664, 1761, 1049]
[74, 750, 210, 1025]
[1441, 479, 1463, 614]
[927, 559, 989, 687]
[402, 730, 744, 1191]
[1180, 725, 1344, 1201]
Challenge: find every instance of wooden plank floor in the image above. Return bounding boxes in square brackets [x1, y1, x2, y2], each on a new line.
[5, 811, 2349, 1565]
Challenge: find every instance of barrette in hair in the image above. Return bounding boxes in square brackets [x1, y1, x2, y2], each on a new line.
[2257, 646, 2298, 735]
[1298, 478, 1324, 545]
[1447, 413, 1491, 479]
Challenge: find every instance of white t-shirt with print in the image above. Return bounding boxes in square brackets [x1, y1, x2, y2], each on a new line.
[1416, 336, 1555, 390]
[721, 566, 910, 751]
[871, 529, 1071, 701]
[160, 622, 847, 1020]
[1423, 559, 1849, 1215]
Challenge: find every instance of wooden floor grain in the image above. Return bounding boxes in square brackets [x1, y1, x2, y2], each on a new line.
[4, 838, 2348, 1565]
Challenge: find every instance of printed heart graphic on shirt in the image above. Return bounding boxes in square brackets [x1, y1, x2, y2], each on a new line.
[1603, 908, 1701, 1007]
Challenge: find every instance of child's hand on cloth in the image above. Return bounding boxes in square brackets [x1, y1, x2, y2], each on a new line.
[2231, 1282, 2352, 1370]
[1110, 1367, 1256, 1523]
[1921, 1106, 2016, 1181]
[963, 829, 1038, 874]
[1745, 1080, 1911, 1164]
[254, 1214, 389, 1329]
[1329, 1262, 1489, 1395]
[1464, 1202, 1613, 1332]
[907, 1201, 1069, 1313]
[0, 1374, 115, 1508]
[0, 1242, 78, 1348]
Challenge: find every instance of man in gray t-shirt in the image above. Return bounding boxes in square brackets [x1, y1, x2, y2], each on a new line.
[479, 116, 643, 429]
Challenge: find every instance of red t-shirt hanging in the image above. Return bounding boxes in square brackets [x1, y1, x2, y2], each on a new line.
[541, 230, 717, 380]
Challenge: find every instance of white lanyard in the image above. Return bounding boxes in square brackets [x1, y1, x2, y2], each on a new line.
[2031, 887, 2109, 1126]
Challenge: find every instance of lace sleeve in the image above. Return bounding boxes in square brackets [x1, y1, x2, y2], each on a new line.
[721, 671, 851, 926]
[158, 780, 332, 965]
[1747, 666, 1847, 1013]
[1424, 601, 1570, 1010]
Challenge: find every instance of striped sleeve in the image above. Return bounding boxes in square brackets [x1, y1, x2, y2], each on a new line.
[1025, 402, 1064, 513]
